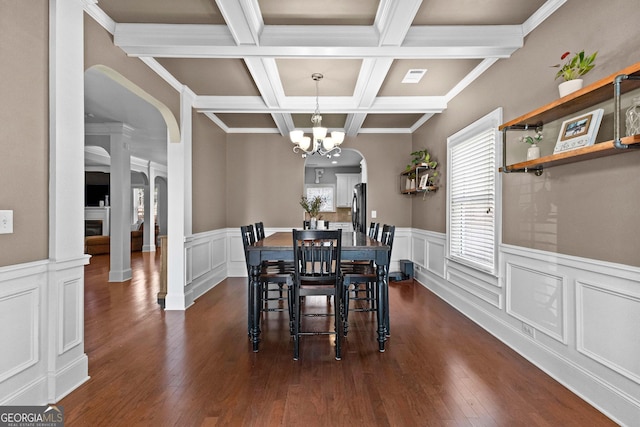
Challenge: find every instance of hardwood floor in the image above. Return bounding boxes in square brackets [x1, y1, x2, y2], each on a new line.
[60, 251, 615, 426]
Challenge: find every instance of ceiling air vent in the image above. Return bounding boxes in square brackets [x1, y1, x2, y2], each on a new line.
[402, 69, 427, 84]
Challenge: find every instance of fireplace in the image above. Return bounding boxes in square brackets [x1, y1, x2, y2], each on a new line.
[85, 220, 103, 236]
[85, 207, 110, 236]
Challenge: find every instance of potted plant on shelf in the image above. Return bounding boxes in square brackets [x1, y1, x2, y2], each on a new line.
[299, 195, 323, 229]
[552, 50, 598, 97]
[405, 149, 439, 191]
[519, 129, 544, 161]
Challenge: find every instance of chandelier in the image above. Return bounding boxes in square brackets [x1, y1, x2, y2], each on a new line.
[290, 73, 345, 158]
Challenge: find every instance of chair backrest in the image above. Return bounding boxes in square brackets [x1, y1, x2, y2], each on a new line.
[368, 222, 379, 240]
[255, 222, 265, 240]
[240, 225, 256, 275]
[380, 224, 395, 263]
[303, 220, 330, 230]
[292, 229, 342, 285]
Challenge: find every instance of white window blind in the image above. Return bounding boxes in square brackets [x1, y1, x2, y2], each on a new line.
[447, 110, 500, 273]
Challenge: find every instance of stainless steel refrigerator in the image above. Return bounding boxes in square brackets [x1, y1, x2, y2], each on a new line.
[351, 183, 367, 234]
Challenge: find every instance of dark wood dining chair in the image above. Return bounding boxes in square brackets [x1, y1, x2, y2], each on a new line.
[368, 222, 379, 240]
[254, 221, 265, 241]
[302, 220, 330, 230]
[342, 224, 395, 336]
[240, 225, 293, 335]
[291, 229, 344, 360]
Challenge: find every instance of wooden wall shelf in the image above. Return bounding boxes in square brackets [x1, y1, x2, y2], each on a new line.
[500, 62, 640, 174]
[500, 135, 640, 173]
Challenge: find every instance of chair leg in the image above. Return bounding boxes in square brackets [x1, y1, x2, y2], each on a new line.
[293, 286, 300, 361]
[335, 290, 342, 360]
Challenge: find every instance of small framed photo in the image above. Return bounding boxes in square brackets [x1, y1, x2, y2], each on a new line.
[418, 174, 429, 189]
[553, 108, 604, 154]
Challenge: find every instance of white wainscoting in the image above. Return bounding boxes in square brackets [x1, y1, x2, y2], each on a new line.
[410, 228, 640, 426]
[0, 257, 89, 406]
[185, 229, 228, 303]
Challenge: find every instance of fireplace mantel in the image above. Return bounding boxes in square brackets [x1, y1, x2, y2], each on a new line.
[85, 207, 110, 236]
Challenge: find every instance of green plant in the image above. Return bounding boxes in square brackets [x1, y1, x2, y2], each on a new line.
[427, 171, 439, 186]
[406, 149, 438, 171]
[519, 129, 543, 145]
[299, 195, 323, 218]
[552, 50, 597, 81]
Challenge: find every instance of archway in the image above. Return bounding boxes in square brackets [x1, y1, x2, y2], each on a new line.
[84, 65, 176, 281]
[302, 148, 368, 231]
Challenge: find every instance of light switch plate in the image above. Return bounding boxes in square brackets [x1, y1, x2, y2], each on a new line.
[0, 210, 14, 234]
[371, 210, 377, 218]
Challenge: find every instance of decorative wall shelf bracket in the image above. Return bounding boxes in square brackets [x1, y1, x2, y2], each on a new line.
[614, 74, 640, 149]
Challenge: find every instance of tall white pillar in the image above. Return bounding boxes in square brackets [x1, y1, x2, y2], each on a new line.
[165, 87, 194, 310]
[142, 162, 156, 252]
[47, 0, 89, 402]
[109, 126, 132, 282]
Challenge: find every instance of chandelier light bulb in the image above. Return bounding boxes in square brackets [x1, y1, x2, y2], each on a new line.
[299, 136, 312, 151]
[322, 137, 335, 150]
[290, 130, 304, 143]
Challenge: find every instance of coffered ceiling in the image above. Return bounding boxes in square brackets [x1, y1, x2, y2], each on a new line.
[84, 0, 565, 141]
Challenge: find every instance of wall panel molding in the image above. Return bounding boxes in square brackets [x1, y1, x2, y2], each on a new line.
[577, 280, 640, 385]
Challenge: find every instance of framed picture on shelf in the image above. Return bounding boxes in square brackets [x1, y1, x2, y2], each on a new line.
[418, 174, 429, 189]
[553, 108, 604, 154]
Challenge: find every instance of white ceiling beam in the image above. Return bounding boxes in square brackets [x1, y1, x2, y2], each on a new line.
[194, 96, 446, 114]
[215, 0, 263, 45]
[344, 114, 368, 137]
[375, 0, 424, 46]
[523, 0, 567, 36]
[114, 24, 523, 59]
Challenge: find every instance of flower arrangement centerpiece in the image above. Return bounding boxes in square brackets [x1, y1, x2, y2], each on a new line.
[552, 50, 597, 97]
[299, 195, 323, 219]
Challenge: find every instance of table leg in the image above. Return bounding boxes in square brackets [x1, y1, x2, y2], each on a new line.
[250, 264, 261, 352]
[376, 264, 387, 352]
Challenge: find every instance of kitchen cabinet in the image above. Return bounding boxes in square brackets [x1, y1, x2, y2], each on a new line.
[336, 173, 361, 207]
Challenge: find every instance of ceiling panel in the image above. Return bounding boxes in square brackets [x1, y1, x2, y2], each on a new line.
[413, 0, 546, 25]
[97, 0, 226, 24]
[378, 59, 482, 96]
[156, 58, 260, 96]
[277, 59, 362, 97]
[216, 113, 276, 128]
[362, 113, 424, 128]
[259, 0, 379, 25]
[292, 114, 347, 129]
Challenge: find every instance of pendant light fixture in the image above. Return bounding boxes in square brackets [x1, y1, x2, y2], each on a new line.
[290, 73, 345, 157]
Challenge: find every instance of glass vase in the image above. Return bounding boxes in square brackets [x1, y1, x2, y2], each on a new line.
[626, 96, 640, 137]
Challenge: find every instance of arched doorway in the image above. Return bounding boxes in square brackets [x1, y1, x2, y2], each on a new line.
[302, 148, 367, 231]
[84, 65, 175, 281]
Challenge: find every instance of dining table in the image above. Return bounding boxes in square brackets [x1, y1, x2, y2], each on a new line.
[246, 230, 390, 352]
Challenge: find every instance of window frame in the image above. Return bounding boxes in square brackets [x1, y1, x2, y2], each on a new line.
[446, 108, 503, 275]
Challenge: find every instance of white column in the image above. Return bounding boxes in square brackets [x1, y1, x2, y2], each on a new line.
[142, 162, 156, 252]
[165, 87, 194, 310]
[109, 128, 132, 282]
[47, 0, 89, 402]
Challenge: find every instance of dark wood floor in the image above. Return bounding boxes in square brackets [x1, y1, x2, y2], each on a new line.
[60, 251, 615, 426]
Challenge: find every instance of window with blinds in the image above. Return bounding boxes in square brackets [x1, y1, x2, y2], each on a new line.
[447, 108, 502, 274]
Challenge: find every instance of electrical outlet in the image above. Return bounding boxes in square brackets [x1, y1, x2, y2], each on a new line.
[522, 322, 535, 338]
[0, 210, 14, 234]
